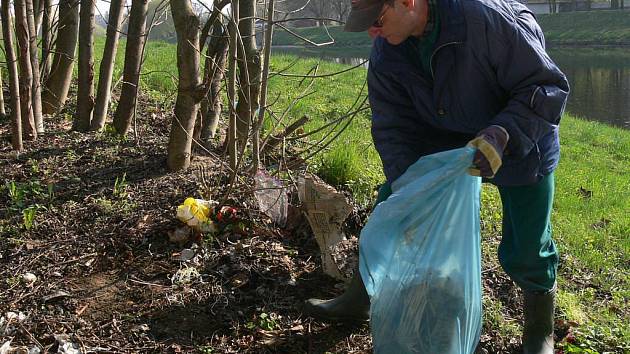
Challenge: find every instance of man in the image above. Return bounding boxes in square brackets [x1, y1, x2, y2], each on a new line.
[303, 0, 569, 353]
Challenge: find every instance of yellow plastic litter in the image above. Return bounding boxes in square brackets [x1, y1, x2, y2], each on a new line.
[177, 198, 216, 232]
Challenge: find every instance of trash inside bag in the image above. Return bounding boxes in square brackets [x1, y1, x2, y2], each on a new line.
[359, 147, 482, 354]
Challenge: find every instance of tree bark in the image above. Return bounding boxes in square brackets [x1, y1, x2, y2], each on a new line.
[1, 1, 23, 150]
[252, 0, 275, 170]
[26, 0, 43, 133]
[235, 0, 261, 147]
[33, 0, 44, 31]
[167, 0, 201, 171]
[113, 0, 149, 136]
[227, 0, 239, 171]
[0, 67, 5, 117]
[42, 0, 79, 114]
[91, 0, 125, 131]
[41, 0, 53, 80]
[199, 22, 229, 142]
[73, 0, 95, 131]
[14, 0, 37, 140]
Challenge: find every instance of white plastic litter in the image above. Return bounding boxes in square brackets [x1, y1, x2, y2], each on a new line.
[254, 170, 288, 226]
[54, 335, 81, 354]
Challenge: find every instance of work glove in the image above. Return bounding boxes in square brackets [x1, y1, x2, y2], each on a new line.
[467, 125, 509, 178]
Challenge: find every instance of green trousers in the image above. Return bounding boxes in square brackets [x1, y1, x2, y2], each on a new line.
[374, 172, 558, 292]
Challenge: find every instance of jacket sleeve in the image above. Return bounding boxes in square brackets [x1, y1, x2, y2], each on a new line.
[487, 7, 569, 159]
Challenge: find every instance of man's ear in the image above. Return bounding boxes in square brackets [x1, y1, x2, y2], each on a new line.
[400, 0, 416, 10]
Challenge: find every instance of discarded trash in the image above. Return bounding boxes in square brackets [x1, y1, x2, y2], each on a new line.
[177, 248, 196, 262]
[0, 341, 12, 354]
[22, 273, 37, 285]
[132, 324, 150, 332]
[216, 206, 238, 223]
[1, 312, 26, 336]
[0, 341, 36, 354]
[54, 334, 81, 354]
[298, 174, 353, 281]
[360, 147, 483, 354]
[254, 170, 288, 226]
[172, 267, 201, 285]
[176, 198, 217, 233]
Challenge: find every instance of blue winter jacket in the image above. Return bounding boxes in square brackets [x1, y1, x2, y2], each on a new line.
[367, 0, 570, 186]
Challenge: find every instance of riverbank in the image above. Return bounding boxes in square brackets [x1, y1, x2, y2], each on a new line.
[538, 9, 630, 45]
[272, 9, 630, 47]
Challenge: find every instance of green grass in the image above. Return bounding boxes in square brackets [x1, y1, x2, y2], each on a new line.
[271, 9, 630, 47]
[538, 10, 630, 45]
[550, 117, 630, 350]
[272, 25, 369, 47]
[265, 54, 383, 206]
[478, 116, 630, 351]
[89, 37, 178, 98]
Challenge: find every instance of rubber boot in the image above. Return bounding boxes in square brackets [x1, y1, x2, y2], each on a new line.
[302, 271, 370, 323]
[522, 285, 556, 354]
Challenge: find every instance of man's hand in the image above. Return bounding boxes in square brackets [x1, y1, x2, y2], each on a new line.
[467, 125, 509, 178]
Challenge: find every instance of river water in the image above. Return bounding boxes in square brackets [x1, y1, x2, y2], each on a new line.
[274, 45, 630, 129]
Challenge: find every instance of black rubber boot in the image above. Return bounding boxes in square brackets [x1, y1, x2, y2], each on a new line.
[302, 271, 370, 323]
[522, 285, 556, 354]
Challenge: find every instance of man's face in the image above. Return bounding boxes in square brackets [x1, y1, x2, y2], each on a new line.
[367, 0, 428, 45]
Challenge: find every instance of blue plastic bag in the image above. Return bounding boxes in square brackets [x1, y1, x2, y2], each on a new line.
[359, 147, 482, 354]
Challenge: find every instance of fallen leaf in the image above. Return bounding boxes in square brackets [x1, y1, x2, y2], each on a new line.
[230, 273, 249, 288]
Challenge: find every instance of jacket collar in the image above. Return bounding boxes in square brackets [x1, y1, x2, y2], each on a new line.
[434, 0, 467, 47]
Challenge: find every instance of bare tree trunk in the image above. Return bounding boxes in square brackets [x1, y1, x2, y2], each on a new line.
[0, 67, 5, 117]
[1, 1, 23, 150]
[235, 0, 261, 147]
[113, 0, 149, 136]
[73, 0, 95, 131]
[14, 0, 37, 140]
[199, 22, 228, 142]
[167, 0, 202, 171]
[42, 0, 79, 114]
[33, 0, 44, 31]
[91, 0, 125, 131]
[252, 0, 275, 170]
[26, 0, 43, 133]
[227, 0, 239, 171]
[41, 0, 53, 80]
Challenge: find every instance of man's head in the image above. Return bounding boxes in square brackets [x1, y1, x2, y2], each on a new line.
[345, 0, 429, 45]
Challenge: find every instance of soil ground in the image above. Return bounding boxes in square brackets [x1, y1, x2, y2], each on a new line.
[1, 95, 529, 353]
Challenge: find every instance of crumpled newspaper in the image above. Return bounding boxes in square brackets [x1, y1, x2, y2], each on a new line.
[298, 174, 353, 281]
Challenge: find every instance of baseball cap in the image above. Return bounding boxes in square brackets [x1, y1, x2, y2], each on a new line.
[344, 0, 388, 32]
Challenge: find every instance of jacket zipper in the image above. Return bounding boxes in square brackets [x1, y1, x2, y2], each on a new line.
[430, 41, 463, 117]
[430, 41, 463, 80]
